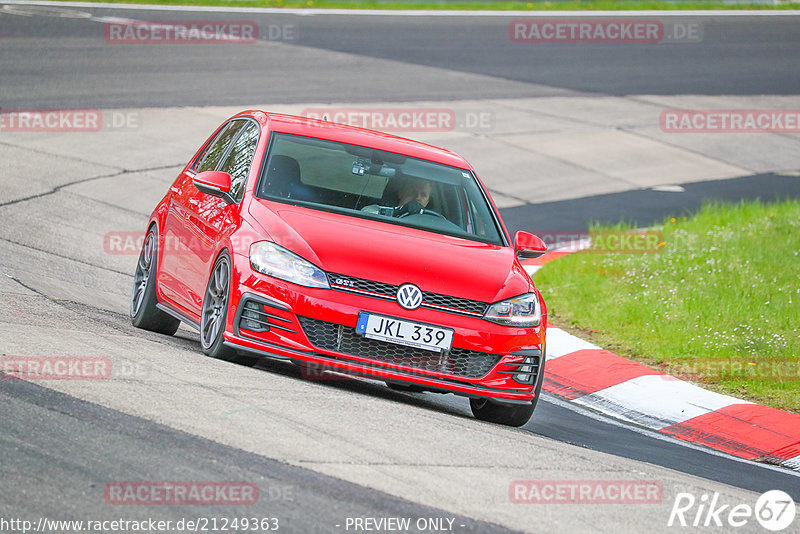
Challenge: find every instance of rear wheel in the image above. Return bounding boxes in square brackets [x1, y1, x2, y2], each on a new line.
[130, 227, 180, 335]
[200, 253, 259, 367]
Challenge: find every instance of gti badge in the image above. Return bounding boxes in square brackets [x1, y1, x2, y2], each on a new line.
[397, 283, 423, 310]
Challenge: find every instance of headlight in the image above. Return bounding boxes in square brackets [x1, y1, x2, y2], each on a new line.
[249, 241, 329, 289]
[483, 293, 540, 327]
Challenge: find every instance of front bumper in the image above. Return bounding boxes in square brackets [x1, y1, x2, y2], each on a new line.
[224, 259, 546, 403]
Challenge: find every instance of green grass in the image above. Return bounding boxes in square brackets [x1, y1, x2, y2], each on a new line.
[534, 199, 800, 413]
[60, 0, 800, 10]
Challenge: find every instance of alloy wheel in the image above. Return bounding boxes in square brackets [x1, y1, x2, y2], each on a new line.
[131, 231, 155, 317]
[201, 257, 230, 349]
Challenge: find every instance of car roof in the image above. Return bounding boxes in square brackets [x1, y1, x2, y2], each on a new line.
[237, 110, 473, 170]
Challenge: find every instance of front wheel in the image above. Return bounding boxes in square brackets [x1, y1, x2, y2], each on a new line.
[469, 398, 537, 427]
[130, 227, 180, 336]
[471, 349, 546, 426]
[200, 253, 259, 367]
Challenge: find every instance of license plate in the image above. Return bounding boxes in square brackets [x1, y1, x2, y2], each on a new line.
[356, 312, 454, 353]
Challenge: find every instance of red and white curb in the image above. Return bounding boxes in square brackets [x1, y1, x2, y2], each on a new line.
[524, 250, 800, 472]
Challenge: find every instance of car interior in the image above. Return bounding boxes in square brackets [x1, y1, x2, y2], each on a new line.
[257, 133, 502, 244]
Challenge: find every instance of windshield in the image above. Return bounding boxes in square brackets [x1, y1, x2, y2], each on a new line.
[256, 133, 504, 245]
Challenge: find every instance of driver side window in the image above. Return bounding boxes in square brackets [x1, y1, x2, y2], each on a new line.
[194, 120, 247, 173]
[218, 121, 260, 202]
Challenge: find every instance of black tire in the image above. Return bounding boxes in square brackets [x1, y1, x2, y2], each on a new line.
[470, 353, 546, 427]
[130, 227, 180, 336]
[469, 398, 536, 427]
[200, 253, 260, 367]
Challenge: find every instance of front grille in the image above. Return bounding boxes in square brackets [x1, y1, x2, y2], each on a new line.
[422, 292, 486, 315]
[327, 273, 488, 317]
[297, 316, 501, 379]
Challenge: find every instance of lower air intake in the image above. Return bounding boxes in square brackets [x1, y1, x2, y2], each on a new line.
[297, 316, 501, 379]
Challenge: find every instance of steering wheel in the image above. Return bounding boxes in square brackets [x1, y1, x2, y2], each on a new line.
[396, 201, 446, 220]
[398, 208, 446, 220]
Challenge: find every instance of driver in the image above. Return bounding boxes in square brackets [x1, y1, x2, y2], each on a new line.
[360, 177, 434, 217]
[397, 177, 432, 209]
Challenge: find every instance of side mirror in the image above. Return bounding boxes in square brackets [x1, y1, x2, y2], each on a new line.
[514, 231, 547, 259]
[193, 170, 235, 204]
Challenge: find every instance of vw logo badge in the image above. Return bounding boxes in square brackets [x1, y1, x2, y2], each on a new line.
[397, 283, 423, 310]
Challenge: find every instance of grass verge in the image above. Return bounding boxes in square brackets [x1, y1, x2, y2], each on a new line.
[57, 0, 800, 11]
[534, 199, 800, 413]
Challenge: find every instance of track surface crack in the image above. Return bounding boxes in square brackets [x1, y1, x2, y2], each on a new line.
[0, 162, 181, 209]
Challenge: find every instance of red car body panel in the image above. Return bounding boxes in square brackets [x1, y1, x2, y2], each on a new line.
[146, 111, 547, 404]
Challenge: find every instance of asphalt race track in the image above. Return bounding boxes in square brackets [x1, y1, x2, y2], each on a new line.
[1, 4, 800, 532]
[2, 6, 800, 108]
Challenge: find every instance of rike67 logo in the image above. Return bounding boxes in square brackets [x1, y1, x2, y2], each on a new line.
[668, 490, 796, 531]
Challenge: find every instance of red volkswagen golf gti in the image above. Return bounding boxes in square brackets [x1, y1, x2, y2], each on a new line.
[131, 111, 548, 426]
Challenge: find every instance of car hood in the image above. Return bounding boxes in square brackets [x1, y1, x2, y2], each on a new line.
[247, 199, 533, 304]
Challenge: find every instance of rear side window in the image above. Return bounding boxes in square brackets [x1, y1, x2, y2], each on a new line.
[194, 120, 247, 173]
[219, 121, 260, 202]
